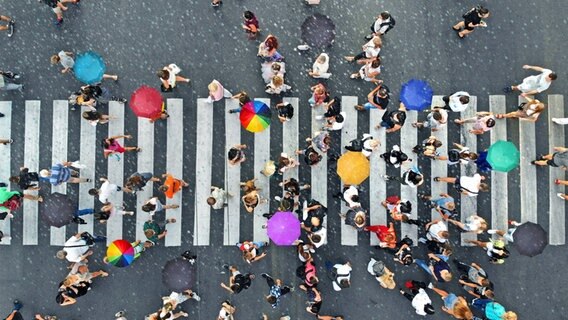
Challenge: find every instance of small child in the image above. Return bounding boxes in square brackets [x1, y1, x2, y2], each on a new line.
[242, 11, 260, 38]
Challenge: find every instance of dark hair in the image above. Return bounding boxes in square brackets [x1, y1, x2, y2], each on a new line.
[88, 188, 98, 196]
[244, 11, 255, 20]
[399, 153, 409, 162]
[266, 295, 277, 304]
[432, 140, 443, 148]
[378, 87, 389, 97]
[82, 111, 99, 121]
[351, 195, 359, 203]
[335, 114, 344, 123]
[432, 111, 442, 121]
[157, 69, 169, 80]
[142, 203, 156, 212]
[8, 176, 19, 183]
[228, 148, 241, 161]
[400, 201, 412, 213]
[459, 96, 470, 104]
[207, 197, 216, 206]
[424, 304, 436, 315]
[477, 7, 489, 15]
[380, 12, 390, 19]
[486, 118, 496, 128]
[371, 57, 381, 68]
[101, 138, 114, 148]
[401, 255, 414, 265]
[323, 136, 331, 145]
[311, 234, 322, 243]
[265, 36, 279, 51]
[549, 73, 558, 80]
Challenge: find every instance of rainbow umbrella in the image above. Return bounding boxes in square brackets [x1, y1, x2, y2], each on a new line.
[106, 239, 135, 267]
[240, 100, 271, 132]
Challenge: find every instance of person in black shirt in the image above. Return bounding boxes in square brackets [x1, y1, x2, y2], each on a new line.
[10, 167, 40, 191]
[355, 83, 390, 111]
[220, 265, 254, 294]
[453, 6, 490, 38]
[322, 97, 341, 119]
[276, 101, 294, 123]
[296, 145, 322, 166]
[377, 102, 406, 133]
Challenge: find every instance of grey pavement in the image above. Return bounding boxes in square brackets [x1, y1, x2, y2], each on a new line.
[1, 0, 567, 319]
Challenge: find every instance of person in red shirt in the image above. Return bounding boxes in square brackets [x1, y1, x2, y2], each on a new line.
[364, 222, 397, 248]
[158, 173, 189, 199]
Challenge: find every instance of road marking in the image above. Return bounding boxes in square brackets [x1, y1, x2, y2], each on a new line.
[369, 108, 386, 245]
[519, 96, 538, 224]
[548, 95, 565, 245]
[165, 99, 184, 247]
[253, 98, 270, 243]
[136, 117, 154, 241]
[106, 101, 125, 244]
[224, 99, 241, 246]
[0, 101, 12, 245]
[489, 95, 508, 240]
[459, 96, 478, 245]
[311, 102, 328, 244]
[77, 104, 96, 236]
[23, 101, 40, 245]
[340, 96, 358, 246]
[49, 100, 69, 246]
[430, 96, 448, 221]
[400, 110, 418, 245]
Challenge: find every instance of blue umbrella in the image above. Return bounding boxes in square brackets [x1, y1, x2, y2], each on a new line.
[400, 79, 433, 111]
[73, 51, 106, 84]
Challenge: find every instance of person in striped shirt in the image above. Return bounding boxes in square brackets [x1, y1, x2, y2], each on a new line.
[40, 161, 90, 185]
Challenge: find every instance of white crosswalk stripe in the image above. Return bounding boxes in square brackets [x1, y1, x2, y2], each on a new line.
[1, 95, 566, 247]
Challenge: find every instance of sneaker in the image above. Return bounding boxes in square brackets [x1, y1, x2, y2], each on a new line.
[228, 110, 237, 114]
[261, 273, 269, 278]
[7, 23, 14, 38]
[315, 115, 323, 120]
[191, 292, 201, 301]
[13, 300, 22, 311]
[557, 193, 565, 200]
[381, 174, 390, 181]
[487, 229, 498, 234]
[427, 282, 434, 289]
[364, 34, 373, 40]
[418, 237, 428, 244]
[222, 264, 230, 270]
[274, 196, 282, 202]
[0, 112, 4, 117]
[297, 44, 310, 51]
[115, 311, 125, 317]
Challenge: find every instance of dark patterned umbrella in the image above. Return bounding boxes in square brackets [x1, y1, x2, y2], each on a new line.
[513, 222, 548, 257]
[301, 14, 336, 48]
[40, 192, 75, 227]
[162, 257, 196, 292]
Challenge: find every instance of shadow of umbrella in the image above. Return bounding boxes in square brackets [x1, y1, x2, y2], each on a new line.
[301, 13, 336, 48]
[40, 192, 75, 228]
[162, 257, 196, 292]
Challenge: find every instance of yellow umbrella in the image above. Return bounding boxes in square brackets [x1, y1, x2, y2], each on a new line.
[337, 151, 370, 185]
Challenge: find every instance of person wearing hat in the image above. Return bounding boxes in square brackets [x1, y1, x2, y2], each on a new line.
[341, 208, 366, 231]
[399, 280, 435, 316]
[367, 258, 395, 290]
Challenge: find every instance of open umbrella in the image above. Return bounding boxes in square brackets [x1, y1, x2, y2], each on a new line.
[487, 140, 520, 172]
[267, 211, 301, 245]
[337, 151, 370, 185]
[513, 222, 548, 257]
[40, 192, 75, 227]
[73, 51, 106, 85]
[240, 100, 271, 132]
[301, 13, 336, 48]
[400, 79, 434, 111]
[130, 86, 164, 118]
[106, 239, 136, 267]
[162, 257, 196, 292]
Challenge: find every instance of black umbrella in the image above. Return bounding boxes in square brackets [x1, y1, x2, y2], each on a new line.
[162, 257, 196, 292]
[301, 13, 336, 48]
[40, 192, 75, 227]
[513, 222, 548, 257]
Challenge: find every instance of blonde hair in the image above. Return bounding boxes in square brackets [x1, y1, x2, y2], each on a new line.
[454, 300, 473, 319]
[368, 140, 379, 148]
[272, 75, 283, 87]
[378, 269, 395, 289]
[503, 311, 517, 320]
[50, 55, 60, 65]
[40, 169, 50, 178]
[208, 81, 219, 93]
[372, 36, 382, 48]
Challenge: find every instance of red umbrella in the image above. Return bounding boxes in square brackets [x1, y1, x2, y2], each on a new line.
[130, 86, 163, 118]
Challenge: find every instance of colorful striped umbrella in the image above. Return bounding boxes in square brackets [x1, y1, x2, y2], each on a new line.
[240, 100, 271, 132]
[106, 239, 135, 267]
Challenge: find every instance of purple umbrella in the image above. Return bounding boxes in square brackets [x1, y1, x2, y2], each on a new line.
[267, 211, 301, 246]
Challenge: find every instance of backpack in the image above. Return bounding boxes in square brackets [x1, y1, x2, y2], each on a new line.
[380, 16, 396, 34]
[42, 0, 59, 8]
[448, 149, 461, 163]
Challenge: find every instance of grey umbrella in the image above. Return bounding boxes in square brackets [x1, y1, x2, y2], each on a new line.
[301, 13, 336, 48]
[162, 257, 196, 292]
[40, 192, 75, 227]
[513, 222, 548, 257]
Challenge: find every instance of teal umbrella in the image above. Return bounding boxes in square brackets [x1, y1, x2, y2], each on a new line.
[74, 51, 106, 84]
[487, 140, 520, 172]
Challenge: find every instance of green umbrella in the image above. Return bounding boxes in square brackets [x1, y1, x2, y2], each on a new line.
[487, 140, 520, 172]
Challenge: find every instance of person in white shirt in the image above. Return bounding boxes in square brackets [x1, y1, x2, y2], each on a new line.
[412, 107, 448, 131]
[448, 215, 488, 234]
[308, 227, 327, 248]
[89, 177, 121, 204]
[399, 280, 436, 316]
[344, 36, 381, 63]
[365, 12, 395, 39]
[335, 185, 361, 208]
[207, 186, 229, 210]
[332, 262, 352, 291]
[324, 112, 346, 131]
[442, 91, 470, 112]
[56, 233, 93, 264]
[424, 220, 449, 244]
[434, 174, 489, 197]
[309, 53, 331, 79]
[507, 65, 557, 97]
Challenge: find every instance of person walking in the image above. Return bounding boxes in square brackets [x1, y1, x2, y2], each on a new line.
[90, 204, 134, 224]
[0, 14, 14, 37]
[531, 146, 568, 168]
[471, 299, 517, 320]
[50, 51, 74, 73]
[40, 0, 79, 25]
[340, 208, 367, 231]
[430, 285, 474, 319]
[143, 217, 177, 247]
[380, 144, 410, 168]
[454, 112, 496, 135]
[486, 220, 521, 242]
[365, 223, 397, 249]
[445, 143, 478, 166]
[227, 91, 251, 114]
[309, 53, 331, 79]
[448, 215, 488, 234]
[9, 166, 41, 191]
[102, 135, 140, 158]
[228, 144, 247, 165]
[261, 273, 293, 308]
[258, 34, 283, 62]
[159, 173, 189, 199]
[349, 56, 381, 83]
[377, 102, 406, 133]
[276, 101, 294, 123]
[465, 238, 510, 264]
[308, 83, 329, 108]
[354, 82, 390, 111]
[123, 172, 160, 193]
[330, 261, 352, 291]
[399, 280, 435, 316]
[505, 65, 557, 96]
[157, 64, 190, 92]
[383, 166, 424, 188]
[413, 136, 444, 160]
[2, 300, 23, 320]
[452, 5, 490, 39]
[206, 80, 233, 103]
[367, 258, 396, 290]
[442, 91, 470, 112]
[56, 232, 105, 264]
[207, 186, 229, 209]
[242, 10, 260, 38]
[237, 240, 268, 263]
[141, 197, 179, 215]
[495, 96, 544, 122]
[220, 265, 254, 294]
[420, 194, 457, 219]
[82, 110, 112, 126]
[88, 177, 121, 204]
[415, 253, 453, 283]
[412, 107, 448, 131]
[40, 161, 90, 185]
[217, 301, 236, 320]
[344, 36, 382, 63]
[365, 11, 395, 39]
[434, 174, 489, 197]
[0, 70, 23, 92]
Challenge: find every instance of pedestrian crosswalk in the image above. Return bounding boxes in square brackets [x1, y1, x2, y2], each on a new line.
[0, 95, 566, 247]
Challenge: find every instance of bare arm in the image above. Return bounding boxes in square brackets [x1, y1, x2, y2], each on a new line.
[523, 64, 544, 72]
